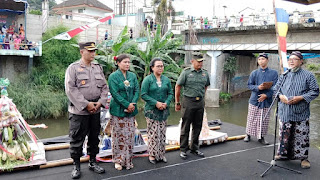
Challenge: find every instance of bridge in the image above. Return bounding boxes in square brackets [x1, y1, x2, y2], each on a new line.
[182, 23, 320, 107]
[184, 23, 320, 52]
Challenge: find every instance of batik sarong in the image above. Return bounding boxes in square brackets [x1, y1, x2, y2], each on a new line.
[146, 117, 167, 161]
[246, 103, 271, 139]
[277, 120, 309, 160]
[111, 116, 135, 169]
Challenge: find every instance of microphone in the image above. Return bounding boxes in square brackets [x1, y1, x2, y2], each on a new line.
[282, 68, 291, 76]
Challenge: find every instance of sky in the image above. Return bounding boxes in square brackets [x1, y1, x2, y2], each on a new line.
[55, 0, 320, 18]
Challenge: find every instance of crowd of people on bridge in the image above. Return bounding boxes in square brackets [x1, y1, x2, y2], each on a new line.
[187, 12, 318, 30]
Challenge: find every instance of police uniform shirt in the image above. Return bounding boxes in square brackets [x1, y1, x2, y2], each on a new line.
[176, 66, 210, 98]
[65, 60, 109, 115]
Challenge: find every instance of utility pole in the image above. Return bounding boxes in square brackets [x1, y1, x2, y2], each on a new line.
[212, 0, 215, 18]
[126, 0, 129, 27]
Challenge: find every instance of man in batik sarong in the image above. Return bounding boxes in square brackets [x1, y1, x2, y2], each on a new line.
[274, 51, 319, 169]
[244, 53, 278, 145]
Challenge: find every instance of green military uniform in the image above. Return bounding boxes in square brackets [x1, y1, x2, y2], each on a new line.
[176, 66, 210, 152]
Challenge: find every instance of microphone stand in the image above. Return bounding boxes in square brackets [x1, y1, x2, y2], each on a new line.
[257, 72, 302, 177]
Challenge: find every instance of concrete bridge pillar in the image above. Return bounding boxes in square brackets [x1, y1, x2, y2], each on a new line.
[249, 14, 255, 26]
[212, 18, 218, 28]
[269, 13, 275, 25]
[315, 10, 320, 23]
[229, 16, 236, 27]
[293, 10, 299, 24]
[205, 51, 222, 107]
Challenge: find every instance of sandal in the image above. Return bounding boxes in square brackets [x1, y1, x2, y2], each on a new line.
[115, 163, 122, 170]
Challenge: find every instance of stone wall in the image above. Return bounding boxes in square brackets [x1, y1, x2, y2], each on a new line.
[227, 54, 257, 96]
[26, 14, 43, 43]
[0, 56, 29, 81]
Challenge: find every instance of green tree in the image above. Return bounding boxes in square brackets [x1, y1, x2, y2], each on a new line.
[223, 56, 238, 93]
[32, 25, 80, 89]
[95, 26, 143, 78]
[131, 25, 183, 81]
[96, 25, 184, 83]
[153, 0, 175, 35]
[28, 0, 57, 11]
[29, 9, 42, 15]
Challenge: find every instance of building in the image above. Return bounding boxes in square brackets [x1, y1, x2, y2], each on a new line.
[0, 0, 42, 81]
[52, 0, 113, 22]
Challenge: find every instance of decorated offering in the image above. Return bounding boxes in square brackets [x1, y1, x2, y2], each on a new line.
[0, 78, 44, 170]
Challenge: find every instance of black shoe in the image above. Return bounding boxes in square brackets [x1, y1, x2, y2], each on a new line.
[149, 158, 157, 164]
[190, 150, 205, 157]
[180, 152, 187, 160]
[71, 167, 81, 179]
[243, 135, 250, 142]
[88, 162, 105, 174]
[258, 137, 269, 145]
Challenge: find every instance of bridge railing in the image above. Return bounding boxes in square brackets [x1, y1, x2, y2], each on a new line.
[175, 11, 320, 31]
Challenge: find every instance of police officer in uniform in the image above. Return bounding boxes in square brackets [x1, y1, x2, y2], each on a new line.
[65, 42, 108, 179]
[175, 54, 210, 159]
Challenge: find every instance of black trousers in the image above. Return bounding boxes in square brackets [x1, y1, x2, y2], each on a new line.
[69, 113, 101, 160]
[180, 96, 205, 152]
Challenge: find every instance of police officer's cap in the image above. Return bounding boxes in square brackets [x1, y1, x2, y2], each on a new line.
[258, 53, 268, 59]
[192, 54, 204, 62]
[79, 42, 98, 50]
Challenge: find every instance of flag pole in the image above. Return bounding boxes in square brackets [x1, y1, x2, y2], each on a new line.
[273, 0, 284, 74]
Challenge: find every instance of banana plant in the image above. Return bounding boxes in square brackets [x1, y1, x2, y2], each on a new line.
[129, 24, 183, 80]
[95, 26, 142, 77]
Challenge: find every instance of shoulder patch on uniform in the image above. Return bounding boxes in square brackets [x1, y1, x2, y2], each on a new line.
[70, 60, 81, 66]
[202, 68, 208, 71]
[94, 63, 103, 71]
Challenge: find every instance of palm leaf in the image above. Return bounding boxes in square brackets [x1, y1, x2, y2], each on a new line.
[129, 54, 146, 66]
[112, 26, 130, 53]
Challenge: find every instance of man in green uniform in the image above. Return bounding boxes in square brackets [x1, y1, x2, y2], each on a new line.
[175, 54, 210, 159]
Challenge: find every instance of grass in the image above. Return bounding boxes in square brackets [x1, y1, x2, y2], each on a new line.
[7, 77, 68, 120]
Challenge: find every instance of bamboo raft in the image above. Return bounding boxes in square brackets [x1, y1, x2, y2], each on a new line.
[39, 124, 246, 170]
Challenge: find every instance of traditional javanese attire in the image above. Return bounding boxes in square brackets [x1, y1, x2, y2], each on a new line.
[108, 69, 140, 169]
[141, 74, 173, 161]
[274, 67, 319, 160]
[246, 67, 278, 139]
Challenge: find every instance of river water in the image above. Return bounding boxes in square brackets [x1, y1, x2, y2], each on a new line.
[28, 97, 320, 148]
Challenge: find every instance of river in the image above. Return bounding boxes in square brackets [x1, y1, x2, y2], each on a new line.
[28, 97, 320, 148]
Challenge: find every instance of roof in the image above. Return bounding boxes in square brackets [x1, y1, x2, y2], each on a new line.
[238, 7, 255, 14]
[0, 0, 27, 12]
[52, 0, 113, 12]
[285, 0, 320, 4]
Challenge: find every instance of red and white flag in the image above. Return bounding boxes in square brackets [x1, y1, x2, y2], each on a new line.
[53, 14, 115, 41]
